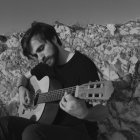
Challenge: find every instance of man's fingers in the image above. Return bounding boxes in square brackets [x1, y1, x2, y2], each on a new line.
[24, 96, 29, 104]
[64, 93, 74, 101]
[60, 93, 67, 109]
[64, 91, 68, 96]
[59, 101, 65, 109]
[61, 95, 67, 102]
[20, 91, 31, 107]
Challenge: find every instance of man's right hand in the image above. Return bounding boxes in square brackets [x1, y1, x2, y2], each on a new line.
[19, 86, 33, 108]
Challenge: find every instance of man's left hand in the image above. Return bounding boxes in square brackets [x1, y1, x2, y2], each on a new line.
[59, 92, 88, 119]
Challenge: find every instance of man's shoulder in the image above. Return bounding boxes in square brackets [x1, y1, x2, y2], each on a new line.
[75, 51, 95, 65]
[75, 51, 90, 59]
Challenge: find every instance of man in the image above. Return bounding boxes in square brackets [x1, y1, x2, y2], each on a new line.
[0, 22, 109, 140]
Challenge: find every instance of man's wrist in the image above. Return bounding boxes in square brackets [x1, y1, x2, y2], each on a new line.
[18, 85, 25, 92]
[18, 85, 24, 89]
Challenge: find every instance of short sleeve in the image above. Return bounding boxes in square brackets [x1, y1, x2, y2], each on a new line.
[78, 60, 100, 85]
[31, 63, 55, 80]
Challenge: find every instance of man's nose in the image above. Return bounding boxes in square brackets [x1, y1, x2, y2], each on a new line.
[37, 53, 44, 62]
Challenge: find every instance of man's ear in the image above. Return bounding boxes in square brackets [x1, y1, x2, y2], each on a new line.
[52, 36, 57, 44]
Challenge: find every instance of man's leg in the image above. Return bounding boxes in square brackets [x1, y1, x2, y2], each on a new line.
[22, 123, 92, 140]
[0, 116, 36, 140]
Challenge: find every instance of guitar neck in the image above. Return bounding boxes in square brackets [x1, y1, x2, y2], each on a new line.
[31, 76, 114, 105]
[36, 86, 77, 104]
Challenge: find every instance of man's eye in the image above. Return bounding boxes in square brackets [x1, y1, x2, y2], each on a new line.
[37, 45, 44, 52]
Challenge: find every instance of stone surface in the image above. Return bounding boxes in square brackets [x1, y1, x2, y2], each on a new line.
[1, 19, 140, 139]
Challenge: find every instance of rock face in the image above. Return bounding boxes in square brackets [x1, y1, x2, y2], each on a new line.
[0, 20, 140, 139]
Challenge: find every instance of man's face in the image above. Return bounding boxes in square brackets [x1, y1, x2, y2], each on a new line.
[30, 35, 59, 67]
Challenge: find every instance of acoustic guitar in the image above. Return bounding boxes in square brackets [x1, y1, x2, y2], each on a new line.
[18, 76, 114, 124]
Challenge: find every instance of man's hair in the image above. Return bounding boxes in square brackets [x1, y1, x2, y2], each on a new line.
[21, 21, 62, 59]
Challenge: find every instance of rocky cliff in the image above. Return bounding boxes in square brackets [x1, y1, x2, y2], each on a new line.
[0, 20, 140, 140]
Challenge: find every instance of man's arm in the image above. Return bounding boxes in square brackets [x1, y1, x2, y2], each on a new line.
[17, 71, 32, 89]
[60, 93, 109, 122]
[18, 71, 33, 107]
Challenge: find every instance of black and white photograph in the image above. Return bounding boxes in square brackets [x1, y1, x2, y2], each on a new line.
[0, 0, 140, 139]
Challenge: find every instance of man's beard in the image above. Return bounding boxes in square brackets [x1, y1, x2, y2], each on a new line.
[43, 42, 59, 67]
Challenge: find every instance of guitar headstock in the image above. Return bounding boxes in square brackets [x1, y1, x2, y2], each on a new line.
[75, 81, 114, 103]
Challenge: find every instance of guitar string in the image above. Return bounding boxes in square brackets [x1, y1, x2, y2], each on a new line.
[36, 81, 104, 100]
[33, 72, 140, 105]
[38, 87, 76, 100]
[37, 89, 76, 103]
[37, 86, 77, 103]
[34, 81, 111, 104]
[36, 82, 107, 103]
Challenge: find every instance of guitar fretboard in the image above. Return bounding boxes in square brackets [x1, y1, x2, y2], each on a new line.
[36, 86, 77, 104]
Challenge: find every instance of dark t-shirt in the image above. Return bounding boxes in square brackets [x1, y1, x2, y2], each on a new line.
[31, 51, 99, 138]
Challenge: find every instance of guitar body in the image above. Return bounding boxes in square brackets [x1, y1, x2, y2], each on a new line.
[18, 76, 62, 124]
[18, 75, 114, 124]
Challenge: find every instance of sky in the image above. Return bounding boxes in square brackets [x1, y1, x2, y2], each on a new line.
[0, 0, 140, 35]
